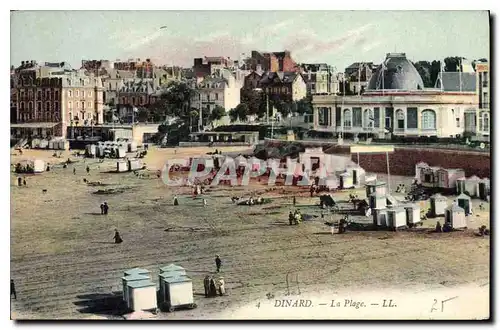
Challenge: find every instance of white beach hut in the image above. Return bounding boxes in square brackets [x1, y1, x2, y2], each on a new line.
[386, 206, 407, 230]
[372, 208, 388, 227]
[370, 191, 387, 210]
[457, 193, 472, 215]
[122, 274, 150, 303]
[464, 175, 481, 197]
[430, 194, 448, 217]
[117, 161, 128, 172]
[162, 276, 195, 312]
[128, 141, 138, 152]
[403, 203, 421, 226]
[126, 280, 157, 312]
[445, 204, 467, 229]
[128, 159, 143, 171]
[365, 181, 387, 199]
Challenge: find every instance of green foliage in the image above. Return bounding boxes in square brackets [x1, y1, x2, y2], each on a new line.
[210, 105, 226, 122]
[444, 56, 463, 72]
[229, 103, 249, 122]
[240, 89, 266, 116]
[413, 61, 433, 87]
[294, 98, 313, 115]
[158, 81, 195, 118]
[137, 108, 149, 122]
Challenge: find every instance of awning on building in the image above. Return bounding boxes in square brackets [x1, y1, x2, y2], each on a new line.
[10, 122, 59, 129]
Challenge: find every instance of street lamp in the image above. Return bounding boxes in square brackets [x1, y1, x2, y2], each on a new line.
[253, 88, 273, 139]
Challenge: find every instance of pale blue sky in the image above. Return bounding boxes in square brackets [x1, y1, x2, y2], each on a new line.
[10, 10, 489, 69]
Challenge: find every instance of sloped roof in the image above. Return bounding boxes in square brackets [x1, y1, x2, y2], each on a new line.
[259, 71, 298, 85]
[446, 204, 465, 212]
[199, 76, 228, 88]
[120, 79, 155, 93]
[435, 72, 476, 92]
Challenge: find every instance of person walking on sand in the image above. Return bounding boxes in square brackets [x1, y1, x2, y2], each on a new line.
[73, 167, 76, 175]
[10, 280, 16, 300]
[209, 277, 217, 297]
[113, 229, 123, 244]
[203, 275, 210, 298]
[293, 196, 296, 206]
[215, 255, 222, 273]
[100, 203, 105, 215]
[103, 202, 109, 215]
[217, 277, 225, 296]
[23, 178, 26, 186]
[86, 166, 90, 174]
[173, 196, 179, 206]
[17, 177, 22, 187]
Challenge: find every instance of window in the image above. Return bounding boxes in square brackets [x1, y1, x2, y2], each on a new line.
[38, 91, 42, 99]
[343, 109, 352, 127]
[215, 93, 219, 101]
[364, 109, 374, 128]
[28, 102, 33, 111]
[335, 107, 341, 127]
[45, 102, 50, 111]
[406, 108, 418, 129]
[46, 90, 50, 99]
[456, 118, 460, 128]
[55, 91, 59, 99]
[37, 102, 42, 111]
[396, 109, 405, 129]
[318, 107, 328, 126]
[82, 91, 85, 98]
[54, 102, 59, 111]
[373, 107, 380, 128]
[76, 90, 79, 97]
[385, 107, 393, 128]
[81, 102, 85, 110]
[68, 90, 72, 97]
[88, 102, 92, 108]
[352, 107, 362, 127]
[69, 101, 73, 109]
[421, 109, 436, 130]
[76, 102, 80, 109]
[479, 112, 489, 132]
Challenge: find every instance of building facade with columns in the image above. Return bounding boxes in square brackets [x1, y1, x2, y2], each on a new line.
[311, 53, 486, 140]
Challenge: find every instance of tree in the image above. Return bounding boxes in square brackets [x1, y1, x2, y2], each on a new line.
[294, 98, 313, 115]
[137, 107, 149, 122]
[413, 61, 433, 87]
[209, 105, 226, 122]
[229, 108, 239, 122]
[229, 103, 249, 122]
[188, 109, 198, 131]
[444, 56, 462, 73]
[241, 89, 266, 116]
[235, 103, 249, 122]
[159, 81, 195, 118]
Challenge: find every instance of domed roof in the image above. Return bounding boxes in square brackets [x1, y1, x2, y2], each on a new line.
[367, 53, 424, 91]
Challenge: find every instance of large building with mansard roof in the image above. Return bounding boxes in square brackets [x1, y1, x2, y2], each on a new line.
[311, 53, 489, 141]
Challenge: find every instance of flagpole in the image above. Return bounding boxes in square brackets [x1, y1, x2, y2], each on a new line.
[459, 58, 462, 93]
[358, 64, 361, 97]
